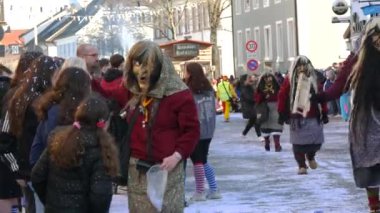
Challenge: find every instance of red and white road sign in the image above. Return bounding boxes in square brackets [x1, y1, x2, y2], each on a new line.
[245, 40, 258, 53]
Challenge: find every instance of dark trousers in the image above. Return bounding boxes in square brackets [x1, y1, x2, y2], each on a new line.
[190, 138, 212, 164]
[242, 118, 261, 137]
[292, 144, 321, 168]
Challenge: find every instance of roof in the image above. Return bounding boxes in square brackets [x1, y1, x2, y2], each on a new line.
[361, 4, 380, 16]
[54, 0, 103, 40]
[1, 30, 27, 46]
[159, 39, 213, 48]
[19, 9, 69, 38]
[24, 0, 103, 46]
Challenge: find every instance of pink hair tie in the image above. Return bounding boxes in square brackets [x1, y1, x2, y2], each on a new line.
[96, 120, 106, 129]
[73, 121, 81, 129]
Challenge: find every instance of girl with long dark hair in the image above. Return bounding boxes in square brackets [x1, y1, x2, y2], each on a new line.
[31, 96, 119, 212]
[184, 62, 221, 201]
[30, 67, 91, 166]
[346, 17, 380, 212]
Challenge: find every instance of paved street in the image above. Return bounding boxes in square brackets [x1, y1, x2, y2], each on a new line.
[110, 113, 368, 213]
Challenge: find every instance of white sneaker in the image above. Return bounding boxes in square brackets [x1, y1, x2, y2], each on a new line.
[258, 136, 265, 142]
[189, 192, 206, 202]
[206, 190, 222, 199]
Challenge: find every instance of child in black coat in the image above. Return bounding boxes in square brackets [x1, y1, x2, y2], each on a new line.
[31, 96, 119, 213]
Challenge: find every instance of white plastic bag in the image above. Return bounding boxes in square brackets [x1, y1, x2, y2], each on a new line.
[147, 165, 168, 212]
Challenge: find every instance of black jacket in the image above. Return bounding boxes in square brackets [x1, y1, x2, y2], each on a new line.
[31, 127, 113, 213]
[240, 84, 256, 119]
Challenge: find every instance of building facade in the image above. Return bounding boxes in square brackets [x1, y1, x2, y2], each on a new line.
[149, 1, 233, 78]
[232, 0, 349, 77]
[3, 0, 73, 30]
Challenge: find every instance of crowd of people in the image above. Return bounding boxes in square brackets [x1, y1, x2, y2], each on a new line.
[0, 16, 380, 213]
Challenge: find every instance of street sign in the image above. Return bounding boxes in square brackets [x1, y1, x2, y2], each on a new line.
[245, 40, 258, 53]
[246, 52, 257, 59]
[247, 59, 259, 71]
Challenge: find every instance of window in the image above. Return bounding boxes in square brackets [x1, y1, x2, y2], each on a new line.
[176, 9, 182, 35]
[203, 3, 210, 29]
[253, 0, 259, 9]
[198, 4, 204, 30]
[244, 0, 250, 12]
[154, 16, 161, 39]
[237, 30, 243, 65]
[263, 0, 270, 8]
[185, 8, 190, 33]
[264, 25, 273, 60]
[245, 28, 252, 43]
[274, 0, 281, 4]
[287, 18, 297, 58]
[254, 27, 261, 58]
[188, 8, 193, 32]
[10, 45, 19, 55]
[180, 11, 186, 35]
[275, 21, 284, 61]
[192, 7, 198, 32]
[236, 0, 242, 15]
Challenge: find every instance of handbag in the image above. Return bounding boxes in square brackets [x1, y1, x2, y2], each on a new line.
[255, 102, 269, 125]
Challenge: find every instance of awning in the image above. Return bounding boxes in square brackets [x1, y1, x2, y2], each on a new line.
[361, 4, 380, 16]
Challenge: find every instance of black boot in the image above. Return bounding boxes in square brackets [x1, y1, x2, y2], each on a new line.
[264, 137, 270, 151]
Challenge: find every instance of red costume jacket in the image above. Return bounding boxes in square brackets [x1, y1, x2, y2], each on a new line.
[129, 89, 200, 162]
[100, 77, 130, 108]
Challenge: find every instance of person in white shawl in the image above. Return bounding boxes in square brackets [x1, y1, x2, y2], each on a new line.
[277, 55, 328, 175]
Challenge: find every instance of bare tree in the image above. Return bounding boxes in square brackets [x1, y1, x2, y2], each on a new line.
[106, 0, 193, 40]
[129, 0, 194, 40]
[206, 0, 231, 77]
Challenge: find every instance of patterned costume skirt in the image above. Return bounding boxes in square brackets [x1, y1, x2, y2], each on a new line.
[260, 102, 283, 136]
[353, 164, 380, 188]
[128, 157, 184, 213]
[289, 118, 324, 145]
[350, 107, 380, 188]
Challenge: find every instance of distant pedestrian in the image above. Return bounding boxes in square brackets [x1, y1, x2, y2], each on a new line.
[77, 44, 107, 97]
[240, 74, 262, 140]
[31, 96, 119, 213]
[217, 76, 238, 122]
[99, 58, 110, 75]
[345, 17, 380, 213]
[274, 71, 284, 85]
[100, 53, 127, 108]
[76, 44, 100, 78]
[278, 55, 328, 175]
[52, 57, 87, 85]
[255, 72, 283, 151]
[184, 62, 221, 202]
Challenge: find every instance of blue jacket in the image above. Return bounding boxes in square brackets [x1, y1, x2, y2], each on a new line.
[29, 105, 59, 166]
[193, 90, 216, 140]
